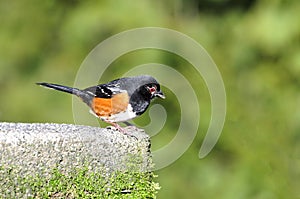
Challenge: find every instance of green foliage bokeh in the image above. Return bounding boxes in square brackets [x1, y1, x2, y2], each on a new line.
[0, 0, 299, 198]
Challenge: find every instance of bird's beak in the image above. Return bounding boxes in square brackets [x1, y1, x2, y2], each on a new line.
[155, 91, 166, 99]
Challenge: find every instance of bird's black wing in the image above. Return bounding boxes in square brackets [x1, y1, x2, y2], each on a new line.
[84, 83, 125, 99]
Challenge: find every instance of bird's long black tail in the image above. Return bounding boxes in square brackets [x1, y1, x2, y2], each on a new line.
[36, 82, 76, 94]
[36, 82, 93, 106]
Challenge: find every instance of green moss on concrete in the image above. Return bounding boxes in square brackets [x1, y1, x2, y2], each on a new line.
[0, 166, 160, 198]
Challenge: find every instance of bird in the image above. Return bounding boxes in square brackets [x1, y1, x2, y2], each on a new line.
[36, 75, 165, 132]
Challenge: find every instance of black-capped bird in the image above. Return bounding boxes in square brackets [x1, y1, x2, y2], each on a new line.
[37, 75, 165, 132]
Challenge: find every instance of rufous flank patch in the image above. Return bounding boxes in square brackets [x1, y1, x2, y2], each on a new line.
[92, 93, 129, 118]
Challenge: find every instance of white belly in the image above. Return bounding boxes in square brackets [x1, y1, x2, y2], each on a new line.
[90, 104, 137, 123]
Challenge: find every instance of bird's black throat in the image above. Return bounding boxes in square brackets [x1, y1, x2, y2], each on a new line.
[129, 86, 152, 115]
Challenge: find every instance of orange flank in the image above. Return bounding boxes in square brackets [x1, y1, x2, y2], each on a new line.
[91, 92, 129, 118]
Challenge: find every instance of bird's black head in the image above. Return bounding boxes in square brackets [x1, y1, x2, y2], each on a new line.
[142, 83, 165, 100]
[130, 75, 165, 99]
[128, 75, 165, 115]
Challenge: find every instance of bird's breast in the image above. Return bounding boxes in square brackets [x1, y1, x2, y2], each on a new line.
[91, 92, 136, 122]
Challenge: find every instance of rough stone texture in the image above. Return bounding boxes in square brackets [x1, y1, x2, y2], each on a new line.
[0, 122, 152, 177]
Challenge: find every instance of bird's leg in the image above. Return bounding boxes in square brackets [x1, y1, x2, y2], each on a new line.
[104, 120, 126, 133]
[103, 120, 138, 138]
[103, 120, 138, 139]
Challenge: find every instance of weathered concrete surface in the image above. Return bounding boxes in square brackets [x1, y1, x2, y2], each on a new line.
[0, 122, 152, 176]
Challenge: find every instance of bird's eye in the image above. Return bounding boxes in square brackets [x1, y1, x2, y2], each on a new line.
[147, 85, 157, 94]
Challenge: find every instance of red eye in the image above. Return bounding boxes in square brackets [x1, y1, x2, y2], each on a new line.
[148, 85, 156, 93]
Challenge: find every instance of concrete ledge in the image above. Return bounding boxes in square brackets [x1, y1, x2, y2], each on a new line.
[0, 122, 152, 176]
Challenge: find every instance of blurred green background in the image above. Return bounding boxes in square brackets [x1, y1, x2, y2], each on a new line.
[1, 0, 299, 198]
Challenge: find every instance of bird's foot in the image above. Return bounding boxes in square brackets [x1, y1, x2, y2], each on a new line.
[106, 122, 125, 132]
[105, 121, 139, 139]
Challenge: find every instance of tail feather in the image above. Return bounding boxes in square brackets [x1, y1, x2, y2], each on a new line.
[36, 82, 94, 106]
[36, 82, 75, 94]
